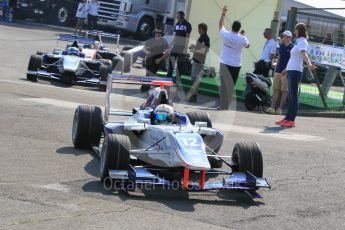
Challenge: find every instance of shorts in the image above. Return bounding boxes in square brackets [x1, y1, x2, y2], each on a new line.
[273, 72, 288, 92]
[77, 18, 86, 24]
[191, 61, 203, 81]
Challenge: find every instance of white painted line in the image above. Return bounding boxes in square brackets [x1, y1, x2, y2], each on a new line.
[21, 97, 86, 109]
[40, 183, 69, 192]
[0, 79, 103, 95]
[215, 123, 324, 142]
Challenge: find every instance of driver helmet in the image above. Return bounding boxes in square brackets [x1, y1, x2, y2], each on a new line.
[94, 41, 100, 49]
[67, 47, 80, 55]
[153, 104, 174, 125]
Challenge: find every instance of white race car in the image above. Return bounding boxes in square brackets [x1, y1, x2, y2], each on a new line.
[72, 78, 270, 197]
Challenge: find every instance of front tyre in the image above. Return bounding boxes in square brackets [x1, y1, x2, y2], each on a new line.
[72, 105, 103, 148]
[231, 142, 263, 178]
[100, 134, 131, 183]
[27, 54, 42, 82]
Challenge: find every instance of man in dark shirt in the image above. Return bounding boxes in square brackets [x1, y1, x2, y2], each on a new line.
[142, 28, 169, 91]
[188, 23, 210, 103]
[167, 11, 192, 84]
[266, 30, 293, 115]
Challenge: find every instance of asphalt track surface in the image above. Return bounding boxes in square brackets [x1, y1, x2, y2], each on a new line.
[1, 21, 345, 230]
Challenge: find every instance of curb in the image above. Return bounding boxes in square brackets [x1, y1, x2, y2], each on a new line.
[298, 110, 345, 118]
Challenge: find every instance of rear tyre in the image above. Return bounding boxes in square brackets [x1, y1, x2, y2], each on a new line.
[27, 54, 42, 82]
[72, 105, 103, 148]
[121, 45, 135, 52]
[98, 64, 112, 91]
[120, 51, 132, 73]
[186, 111, 212, 128]
[112, 55, 124, 72]
[186, 112, 222, 168]
[96, 51, 116, 61]
[244, 93, 257, 111]
[231, 142, 263, 178]
[100, 134, 131, 183]
[36, 51, 47, 56]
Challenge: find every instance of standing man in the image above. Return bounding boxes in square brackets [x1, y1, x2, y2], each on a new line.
[254, 28, 277, 78]
[144, 29, 170, 76]
[87, 0, 100, 30]
[167, 11, 192, 84]
[218, 5, 250, 110]
[188, 23, 210, 103]
[75, 0, 88, 34]
[266, 30, 293, 115]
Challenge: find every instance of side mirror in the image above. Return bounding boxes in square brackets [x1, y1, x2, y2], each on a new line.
[194, 122, 207, 128]
[199, 127, 217, 136]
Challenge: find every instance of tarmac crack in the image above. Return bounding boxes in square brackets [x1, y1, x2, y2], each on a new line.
[231, 214, 277, 224]
[6, 207, 135, 227]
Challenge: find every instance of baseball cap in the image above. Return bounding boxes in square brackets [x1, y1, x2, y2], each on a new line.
[282, 30, 292, 37]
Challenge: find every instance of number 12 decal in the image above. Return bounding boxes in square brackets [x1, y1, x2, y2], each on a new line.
[179, 137, 200, 147]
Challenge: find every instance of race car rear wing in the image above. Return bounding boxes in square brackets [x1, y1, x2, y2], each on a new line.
[110, 75, 173, 85]
[104, 75, 174, 121]
[57, 30, 121, 53]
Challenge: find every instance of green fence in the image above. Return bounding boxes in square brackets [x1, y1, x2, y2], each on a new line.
[157, 70, 345, 111]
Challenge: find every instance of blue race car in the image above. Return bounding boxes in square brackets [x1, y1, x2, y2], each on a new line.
[26, 31, 123, 91]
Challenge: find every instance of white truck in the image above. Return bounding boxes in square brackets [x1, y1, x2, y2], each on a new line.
[97, 0, 189, 40]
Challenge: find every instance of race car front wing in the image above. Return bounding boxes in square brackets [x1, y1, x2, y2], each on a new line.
[107, 166, 271, 198]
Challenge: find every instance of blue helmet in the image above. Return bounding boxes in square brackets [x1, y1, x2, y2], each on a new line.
[67, 47, 80, 55]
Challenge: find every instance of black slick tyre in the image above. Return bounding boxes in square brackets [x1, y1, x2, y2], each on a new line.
[27, 54, 42, 82]
[231, 142, 263, 177]
[100, 134, 131, 183]
[186, 112, 222, 168]
[72, 105, 103, 148]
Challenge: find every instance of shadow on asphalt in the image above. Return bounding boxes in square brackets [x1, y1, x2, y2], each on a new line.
[56, 146, 100, 178]
[81, 179, 265, 212]
[262, 126, 291, 133]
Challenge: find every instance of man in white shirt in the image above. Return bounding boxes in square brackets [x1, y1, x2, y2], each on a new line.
[254, 28, 277, 78]
[218, 5, 250, 110]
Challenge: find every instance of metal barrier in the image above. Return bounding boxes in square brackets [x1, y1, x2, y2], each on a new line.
[284, 7, 345, 111]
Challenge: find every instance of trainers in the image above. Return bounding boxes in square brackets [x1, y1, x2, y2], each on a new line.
[281, 120, 295, 127]
[275, 108, 283, 115]
[265, 107, 276, 114]
[276, 119, 287, 125]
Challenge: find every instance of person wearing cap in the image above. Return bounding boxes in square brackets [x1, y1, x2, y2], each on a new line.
[167, 11, 192, 83]
[266, 30, 293, 115]
[143, 28, 170, 77]
[254, 28, 277, 78]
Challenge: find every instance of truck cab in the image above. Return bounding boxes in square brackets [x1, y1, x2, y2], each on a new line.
[97, 0, 188, 40]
